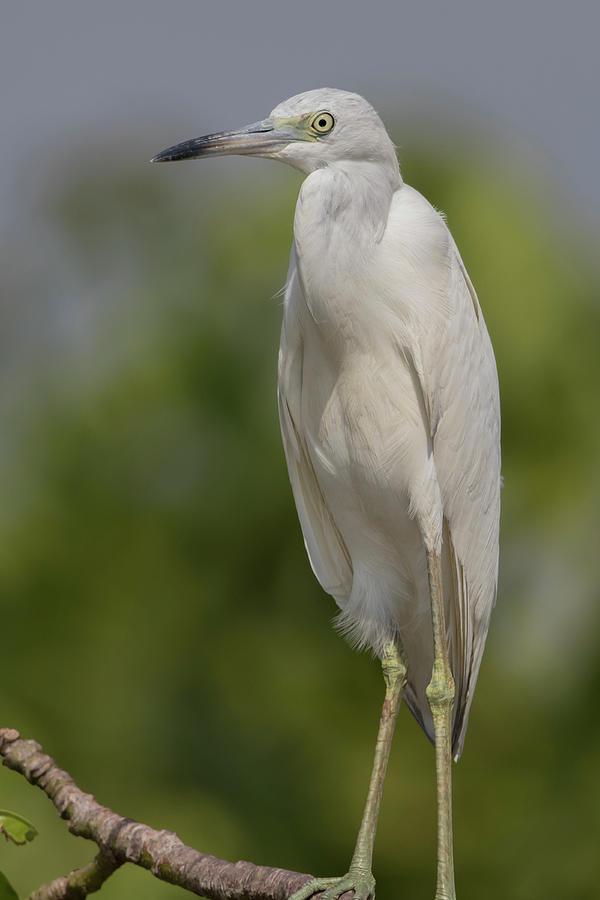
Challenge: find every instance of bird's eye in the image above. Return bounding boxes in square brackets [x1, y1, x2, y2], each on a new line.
[310, 112, 335, 134]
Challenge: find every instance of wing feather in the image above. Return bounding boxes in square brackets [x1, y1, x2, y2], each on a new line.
[277, 266, 353, 603]
[423, 238, 501, 759]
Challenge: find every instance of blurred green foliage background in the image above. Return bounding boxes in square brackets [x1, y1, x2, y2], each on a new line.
[1, 127, 599, 900]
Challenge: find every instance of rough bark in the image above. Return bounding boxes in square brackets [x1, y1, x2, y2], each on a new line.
[0, 728, 317, 900]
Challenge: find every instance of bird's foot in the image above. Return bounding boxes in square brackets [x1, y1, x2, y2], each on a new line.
[290, 869, 376, 900]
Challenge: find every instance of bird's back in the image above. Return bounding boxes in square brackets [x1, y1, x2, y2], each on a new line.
[278, 178, 500, 759]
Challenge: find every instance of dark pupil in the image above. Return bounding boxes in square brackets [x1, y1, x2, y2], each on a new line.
[318, 118, 327, 128]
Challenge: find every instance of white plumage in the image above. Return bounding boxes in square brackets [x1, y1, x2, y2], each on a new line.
[152, 87, 501, 898]
[275, 90, 500, 760]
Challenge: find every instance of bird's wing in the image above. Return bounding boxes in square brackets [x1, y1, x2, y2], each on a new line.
[416, 235, 501, 759]
[277, 265, 353, 603]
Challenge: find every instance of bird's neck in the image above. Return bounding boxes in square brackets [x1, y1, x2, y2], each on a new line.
[294, 160, 401, 267]
[291, 162, 402, 340]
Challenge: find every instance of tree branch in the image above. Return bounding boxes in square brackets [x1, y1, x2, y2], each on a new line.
[0, 728, 315, 900]
[28, 851, 121, 900]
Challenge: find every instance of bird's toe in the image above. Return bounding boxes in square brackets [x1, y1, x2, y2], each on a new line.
[289, 871, 375, 900]
[288, 877, 341, 900]
[321, 870, 376, 900]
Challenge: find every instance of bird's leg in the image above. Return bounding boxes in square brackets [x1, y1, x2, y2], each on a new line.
[425, 548, 456, 900]
[347, 640, 407, 880]
[289, 640, 407, 900]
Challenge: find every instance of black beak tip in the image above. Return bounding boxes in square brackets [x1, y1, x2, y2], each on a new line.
[150, 138, 203, 163]
[150, 151, 173, 163]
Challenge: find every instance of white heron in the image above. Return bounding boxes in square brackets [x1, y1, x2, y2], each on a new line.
[152, 88, 501, 900]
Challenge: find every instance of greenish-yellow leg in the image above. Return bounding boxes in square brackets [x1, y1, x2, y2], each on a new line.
[289, 641, 407, 900]
[425, 549, 456, 900]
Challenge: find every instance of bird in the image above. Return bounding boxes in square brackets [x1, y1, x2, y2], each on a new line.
[152, 88, 501, 900]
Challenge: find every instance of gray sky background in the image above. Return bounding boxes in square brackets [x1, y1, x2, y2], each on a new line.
[2, 1, 599, 234]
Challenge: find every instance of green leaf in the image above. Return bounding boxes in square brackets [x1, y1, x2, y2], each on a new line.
[0, 811, 37, 846]
[0, 871, 19, 900]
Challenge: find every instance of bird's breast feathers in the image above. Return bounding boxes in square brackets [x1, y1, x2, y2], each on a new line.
[291, 178, 454, 360]
[283, 177, 500, 555]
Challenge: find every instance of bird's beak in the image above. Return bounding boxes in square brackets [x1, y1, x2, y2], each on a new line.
[151, 118, 303, 163]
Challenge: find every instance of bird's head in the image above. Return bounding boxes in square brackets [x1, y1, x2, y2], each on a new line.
[151, 88, 399, 178]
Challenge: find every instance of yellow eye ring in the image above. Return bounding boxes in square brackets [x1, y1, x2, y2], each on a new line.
[310, 112, 335, 134]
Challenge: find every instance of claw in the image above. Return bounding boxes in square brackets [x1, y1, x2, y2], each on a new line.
[289, 871, 375, 900]
[289, 877, 342, 900]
